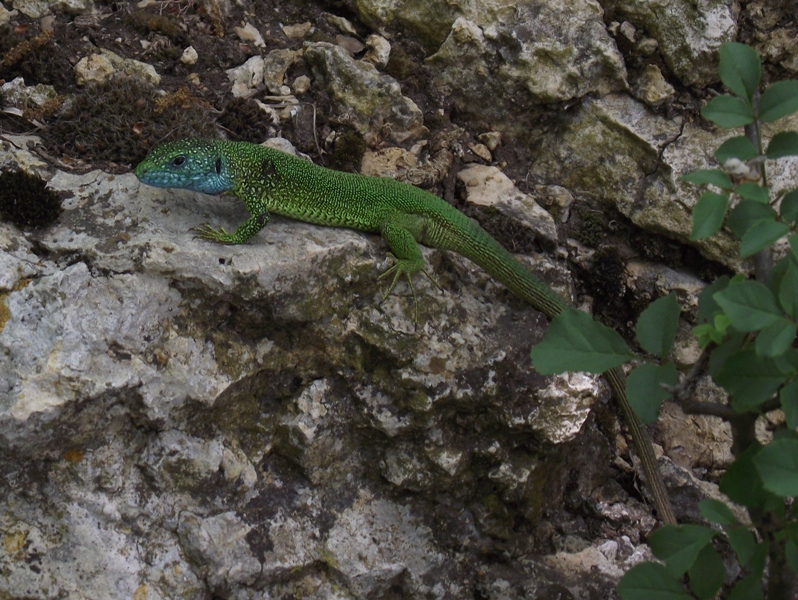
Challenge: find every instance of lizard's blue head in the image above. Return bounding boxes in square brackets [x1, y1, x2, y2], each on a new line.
[135, 139, 233, 195]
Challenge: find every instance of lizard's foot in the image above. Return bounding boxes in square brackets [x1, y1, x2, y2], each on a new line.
[191, 224, 239, 244]
[378, 256, 441, 325]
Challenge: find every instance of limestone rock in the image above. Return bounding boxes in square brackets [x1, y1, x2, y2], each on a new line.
[12, 0, 93, 18]
[426, 0, 627, 132]
[75, 49, 161, 86]
[303, 42, 425, 143]
[0, 77, 58, 109]
[226, 55, 264, 98]
[457, 164, 559, 249]
[0, 143, 616, 598]
[603, 0, 736, 87]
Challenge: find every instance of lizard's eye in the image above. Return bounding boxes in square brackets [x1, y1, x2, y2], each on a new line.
[171, 155, 186, 167]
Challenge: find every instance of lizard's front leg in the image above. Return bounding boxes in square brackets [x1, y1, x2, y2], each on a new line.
[193, 210, 270, 244]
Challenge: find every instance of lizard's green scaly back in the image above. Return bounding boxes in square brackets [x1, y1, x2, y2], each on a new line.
[221, 140, 571, 318]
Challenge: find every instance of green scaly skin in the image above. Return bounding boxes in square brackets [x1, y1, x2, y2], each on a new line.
[135, 138, 675, 524]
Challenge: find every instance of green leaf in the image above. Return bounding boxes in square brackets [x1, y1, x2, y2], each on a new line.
[735, 182, 770, 203]
[627, 362, 678, 424]
[749, 540, 769, 577]
[681, 169, 733, 189]
[720, 444, 768, 508]
[688, 543, 726, 600]
[697, 276, 730, 324]
[713, 280, 783, 331]
[792, 234, 798, 261]
[727, 200, 777, 237]
[768, 255, 792, 299]
[787, 540, 798, 574]
[708, 332, 745, 379]
[637, 293, 682, 357]
[728, 573, 764, 600]
[739, 219, 791, 258]
[698, 498, 737, 525]
[779, 260, 798, 319]
[530, 308, 635, 374]
[715, 349, 787, 411]
[719, 42, 761, 101]
[781, 381, 798, 430]
[649, 524, 717, 578]
[694, 323, 725, 347]
[781, 190, 798, 222]
[755, 318, 797, 357]
[702, 95, 755, 127]
[766, 131, 798, 159]
[617, 562, 692, 600]
[716, 135, 759, 163]
[781, 189, 798, 223]
[759, 80, 798, 122]
[727, 526, 757, 565]
[753, 438, 798, 497]
[691, 192, 729, 240]
[774, 349, 798, 377]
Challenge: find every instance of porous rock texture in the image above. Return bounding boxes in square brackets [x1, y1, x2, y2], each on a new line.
[2, 0, 795, 597]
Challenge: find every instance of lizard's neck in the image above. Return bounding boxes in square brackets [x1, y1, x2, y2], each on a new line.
[185, 143, 235, 195]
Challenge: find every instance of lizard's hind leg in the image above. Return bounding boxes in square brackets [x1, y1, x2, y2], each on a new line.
[378, 214, 442, 321]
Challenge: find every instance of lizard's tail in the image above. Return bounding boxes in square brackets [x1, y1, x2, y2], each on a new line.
[433, 215, 570, 319]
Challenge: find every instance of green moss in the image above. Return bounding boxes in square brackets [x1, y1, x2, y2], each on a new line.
[328, 130, 366, 172]
[0, 293, 9, 333]
[572, 203, 607, 247]
[48, 77, 217, 165]
[0, 169, 62, 229]
[124, 10, 184, 43]
[219, 98, 274, 144]
[384, 44, 429, 92]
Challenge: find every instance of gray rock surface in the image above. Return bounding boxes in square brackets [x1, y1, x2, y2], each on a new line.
[0, 143, 622, 598]
[603, 0, 736, 87]
[1, 0, 782, 594]
[426, 0, 627, 131]
[303, 42, 425, 143]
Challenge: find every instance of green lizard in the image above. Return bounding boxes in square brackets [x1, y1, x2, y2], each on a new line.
[135, 138, 675, 524]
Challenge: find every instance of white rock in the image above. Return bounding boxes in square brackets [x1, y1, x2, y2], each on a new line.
[180, 45, 198, 65]
[0, 77, 58, 108]
[75, 49, 161, 85]
[634, 64, 675, 106]
[74, 53, 115, 85]
[234, 22, 265, 48]
[226, 55, 264, 96]
[335, 34, 365, 56]
[457, 164, 559, 248]
[0, 4, 18, 25]
[292, 74, 311, 94]
[282, 21, 312, 38]
[363, 34, 391, 69]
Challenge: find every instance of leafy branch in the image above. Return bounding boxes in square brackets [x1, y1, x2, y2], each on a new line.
[531, 42, 798, 600]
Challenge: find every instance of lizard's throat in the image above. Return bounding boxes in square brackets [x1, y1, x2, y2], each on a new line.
[137, 167, 233, 195]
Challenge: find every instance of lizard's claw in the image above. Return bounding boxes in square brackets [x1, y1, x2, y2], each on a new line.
[378, 254, 442, 326]
[191, 224, 236, 244]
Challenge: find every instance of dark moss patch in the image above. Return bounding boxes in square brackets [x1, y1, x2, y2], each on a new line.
[572, 247, 633, 336]
[0, 170, 62, 229]
[572, 203, 607, 248]
[384, 41, 429, 93]
[47, 77, 217, 166]
[328, 129, 367, 172]
[218, 98, 275, 143]
[124, 10, 186, 44]
[0, 24, 75, 93]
